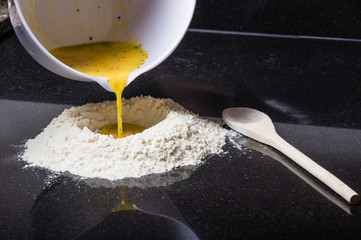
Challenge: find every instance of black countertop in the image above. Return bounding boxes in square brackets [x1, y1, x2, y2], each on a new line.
[190, 0, 361, 39]
[2, 4, 361, 239]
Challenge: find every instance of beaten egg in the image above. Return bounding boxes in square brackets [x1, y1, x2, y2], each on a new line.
[50, 41, 148, 138]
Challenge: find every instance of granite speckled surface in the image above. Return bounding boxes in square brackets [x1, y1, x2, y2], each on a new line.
[1, 1, 361, 239]
[191, 0, 361, 39]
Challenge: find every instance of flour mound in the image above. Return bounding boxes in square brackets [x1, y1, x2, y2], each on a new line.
[22, 96, 228, 180]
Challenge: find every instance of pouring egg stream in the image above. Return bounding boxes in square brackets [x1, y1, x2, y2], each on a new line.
[50, 41, 148, 138]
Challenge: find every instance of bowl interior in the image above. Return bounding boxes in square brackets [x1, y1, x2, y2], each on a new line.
[16, 0, 196, 83]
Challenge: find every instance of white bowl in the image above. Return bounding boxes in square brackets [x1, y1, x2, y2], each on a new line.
[8, 0, 196, 91]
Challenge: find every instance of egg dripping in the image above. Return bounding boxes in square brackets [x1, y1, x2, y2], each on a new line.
[50, 41, 148, 138]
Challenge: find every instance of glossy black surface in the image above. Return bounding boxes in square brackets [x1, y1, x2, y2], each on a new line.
[2, 6, 361, 239]
[191, 0, 361, 39]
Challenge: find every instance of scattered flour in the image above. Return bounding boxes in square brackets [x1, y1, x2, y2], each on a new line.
[227, 129, 249, 152]
[22, 96, 228, 181]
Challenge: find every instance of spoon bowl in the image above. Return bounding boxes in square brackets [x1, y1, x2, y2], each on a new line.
[222, 107, 279, 148]
[222, 107, 360, 205]
[8, 0, 196, 91]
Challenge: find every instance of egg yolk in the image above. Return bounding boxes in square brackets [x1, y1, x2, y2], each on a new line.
[100, 123, 145, 138]
[50, 41, 148, 138]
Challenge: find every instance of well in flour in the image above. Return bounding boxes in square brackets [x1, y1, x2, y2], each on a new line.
[22, 96, 228, 181]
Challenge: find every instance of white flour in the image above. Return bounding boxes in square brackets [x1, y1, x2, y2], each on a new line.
[22, 96, 228, 181]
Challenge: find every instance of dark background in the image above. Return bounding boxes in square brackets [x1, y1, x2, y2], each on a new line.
[190, 0, 361, 39]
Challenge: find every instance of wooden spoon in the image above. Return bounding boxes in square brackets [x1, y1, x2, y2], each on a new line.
[222, 107, 360, 205]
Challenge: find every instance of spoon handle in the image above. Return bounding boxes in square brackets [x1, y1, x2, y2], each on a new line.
[271, 135, 360, 205]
